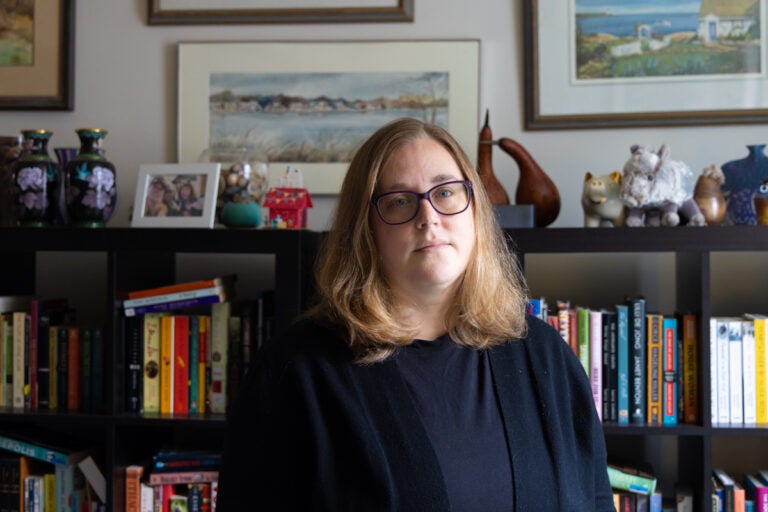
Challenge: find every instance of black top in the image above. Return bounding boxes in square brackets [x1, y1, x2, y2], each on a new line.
[396, 336, 514, 511]
[217, 315, 614, 511]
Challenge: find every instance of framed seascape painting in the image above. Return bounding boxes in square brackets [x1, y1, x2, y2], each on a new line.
[524, 0, 768, 129]
[132, 164, 221, 228]
[148, 0, 413, 24]
[177, 40, 480, 194]
[0, 0, 74, 109]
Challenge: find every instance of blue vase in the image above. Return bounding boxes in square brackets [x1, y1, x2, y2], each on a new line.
[722, 144, 768, 225]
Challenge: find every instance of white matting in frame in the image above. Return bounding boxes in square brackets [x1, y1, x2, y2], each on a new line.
[132, 163, 221, 228]
[177, 40, 480, 194]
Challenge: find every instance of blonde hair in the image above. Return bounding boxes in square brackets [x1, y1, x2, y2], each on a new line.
[308, 118, 528, 363]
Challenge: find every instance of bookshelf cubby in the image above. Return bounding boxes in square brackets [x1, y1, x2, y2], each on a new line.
[0, 227, 321, 510]
[3, 225, 768, 510]
[508, 225, 768, 511]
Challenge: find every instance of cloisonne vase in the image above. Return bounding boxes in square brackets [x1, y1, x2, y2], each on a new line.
[65, 128, 117, 227]
[722, 144, 768, 225]
[11, 129, 58, 226]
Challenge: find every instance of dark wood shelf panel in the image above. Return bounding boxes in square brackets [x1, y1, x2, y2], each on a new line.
[602, 423, 706, 436]
[113, 413, 227, 428]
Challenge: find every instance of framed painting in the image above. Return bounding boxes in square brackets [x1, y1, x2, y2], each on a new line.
[524, 0, 768, 129]
[0, 0, 74, 110]
[148, 0, 413, 24]
[178, 40, 480, 194]
[132, 163, 221, 228]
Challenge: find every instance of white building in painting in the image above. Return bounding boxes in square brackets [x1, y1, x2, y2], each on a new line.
[610, 23, 671, 57]
[698, 0, 759, 42]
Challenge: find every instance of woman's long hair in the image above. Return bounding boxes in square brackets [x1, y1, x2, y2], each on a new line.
[308, 118, 528, 363]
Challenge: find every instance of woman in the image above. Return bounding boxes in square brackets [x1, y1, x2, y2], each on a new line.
[217, 118, 614, 511]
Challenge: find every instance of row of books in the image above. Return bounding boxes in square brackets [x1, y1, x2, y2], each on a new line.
[712, 467, 768, 512]
[124, 285, 274, 416]
[710, 315, 768, 426]
[0, 296, 105, 414]
[125, 450, 220, 512]
[122, 276, 236, 318]
[529, 296, 698, 426]
[607, 463, 691, 512]
[0, 432, 106, 512]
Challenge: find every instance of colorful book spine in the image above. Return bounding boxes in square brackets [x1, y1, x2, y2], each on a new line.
[124, 286, 224, 309]
[210, 302, 230, 414]
[124, 294, 225, 317]
[125, 465, 144, 512]
[160, 316, 175, 415]
[127, 275, 233, 300]
[577, 307, 590, 377]
[616, 304, 630, 424]
[646, 313, 663, 425]
[728, 319, 744, 424]
[662, 317, 678, 426]
[627, 296, 647, 425]
[752, 315, 768, 424]
[746, 473, 768, 512]
[601, 310, 618, 423]
[0, 434, 81, 466]
[198, 315, 209, 415]
[189, 315, 200, 414]
[681, 313, 699, 424]
[148, 470, 219, 486]
[143, 313, 162, 414]
[607, 465, 657, 495]
[173, 315, 190, 414]
[66, 327, 80, 412]
[589, 309, 602, 421]
[743, 318, 757, 425]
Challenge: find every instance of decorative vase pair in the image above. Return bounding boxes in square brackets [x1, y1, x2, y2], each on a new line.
[10, 128, 117, 227]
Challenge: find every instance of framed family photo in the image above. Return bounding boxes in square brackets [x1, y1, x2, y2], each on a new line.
[132, 163, 221, 228]
[177, 40, 480, 194]
[524, 0, 768, 129]
[148, 0, 413, 24]
[0, 0, 74, 109]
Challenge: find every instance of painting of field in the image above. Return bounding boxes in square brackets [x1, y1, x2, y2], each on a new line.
[208, 71, 449, 163]
[574, 0, 762, 80]
[0, 0, 34, 66]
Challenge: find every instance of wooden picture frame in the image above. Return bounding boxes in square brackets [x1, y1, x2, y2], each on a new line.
[524, 0, 768, 129]
[0, 0, 74, 110]
[177, 40, 480, 194]
[148, 0, 414, 24]
[132, 164, 221, 228]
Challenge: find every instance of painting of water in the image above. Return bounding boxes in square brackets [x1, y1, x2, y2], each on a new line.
[574, 0, 762, 80]
[209, 71, 449, 163]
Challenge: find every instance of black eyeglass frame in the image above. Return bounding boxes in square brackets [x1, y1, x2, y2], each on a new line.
[370, 179, 474, 226]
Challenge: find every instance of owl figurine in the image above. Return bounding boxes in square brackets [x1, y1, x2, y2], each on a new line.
[753, 179, 768, 226]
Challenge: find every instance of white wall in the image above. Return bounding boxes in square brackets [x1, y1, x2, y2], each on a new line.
[3, 0, 766, 231]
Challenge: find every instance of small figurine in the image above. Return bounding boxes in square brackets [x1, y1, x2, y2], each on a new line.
[581, 170, 625, 227]
[693, 164, 727, 226]
[754, 179, 768, 226]
[620, 144, 705, 227]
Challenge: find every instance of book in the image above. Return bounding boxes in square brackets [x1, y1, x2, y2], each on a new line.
[577, 307, 590, 377]
[48, 325, 58, 411]
[56, 327, 68, 411]
[173, 315, 190, 414]
[227, 315, 242, 409]
[680, 313, 699, 424]
[12, 310, 27, 409]
[715, 317, 731, 425]
[616, 304, 630, 425]
[210, 302, 230, 414]
[77, 455, 106, 504]
[646, 313, 664, 425]
[0, 314, 11, 407]
[124, 294, 228, 318]
[80, 328, 92, 413]
[125, 465, 144, 512]
[602, 310, 618, 423]
[714, 468, 736, 512]
[627, 296, 647, 425]
[160, 315, 175, 415]
[744, 473, 768, 512]
[729, 319, 744, 425]
[747, 314, 768, 425]
[198, 315, 209, 415]
[676, 483, 694, 512]
[662, 317, 678, 426]
[143, 313, 162, 414]
[0, 433, 87, 466]
[66, 327, 80, 412]
[148, 470, 219, 486]
[127, 275, 236, 300]
[607, 464, 657, 495]
[124, 285, 229, 310]
[743, 319, 758, 425]
[189, 315, 200, 414]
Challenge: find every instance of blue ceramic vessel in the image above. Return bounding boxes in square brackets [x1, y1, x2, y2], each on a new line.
[722, 145, 768, 225]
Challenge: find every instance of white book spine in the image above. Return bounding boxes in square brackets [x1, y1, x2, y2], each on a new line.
[589, 310, 603, 421]
[742, 319, 757, 425]
[710, 317, 718, 426]
[716, 318, 731, 425]
[728, 319, 743, 424]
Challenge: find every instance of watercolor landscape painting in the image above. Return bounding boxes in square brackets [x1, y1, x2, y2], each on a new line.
[208, 71, 449, 164]
[0, 0, 34, 66]
[574, 0, 762, 80]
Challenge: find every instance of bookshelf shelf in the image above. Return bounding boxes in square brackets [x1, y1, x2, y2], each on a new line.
[507, 226, 768, 510]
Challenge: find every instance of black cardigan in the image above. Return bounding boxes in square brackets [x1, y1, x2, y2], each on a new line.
[217, 315, 615, 511]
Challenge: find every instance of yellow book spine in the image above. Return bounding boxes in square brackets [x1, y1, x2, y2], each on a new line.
[48, 326, 58, 410]
[682, 314, 699, 424]
[143, 313, 163, 414]
[44, 472, 56, 512]
[754, 318, 767, 424]
[646, 314, 663, 425]
[12, 311, 26, 409]
[160, 316, 174, 415]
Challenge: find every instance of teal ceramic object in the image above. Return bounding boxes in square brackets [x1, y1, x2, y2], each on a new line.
[220, 201, 262, 228]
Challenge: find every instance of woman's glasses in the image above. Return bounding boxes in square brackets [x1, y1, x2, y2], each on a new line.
[371, 180, 473, 225]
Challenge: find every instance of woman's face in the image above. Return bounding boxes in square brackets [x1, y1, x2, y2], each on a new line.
[370, 137, 476, 300]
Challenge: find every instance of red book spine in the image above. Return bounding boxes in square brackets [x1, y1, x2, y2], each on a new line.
[67, 327, 80, 411]
[173, 316, 190, 414]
